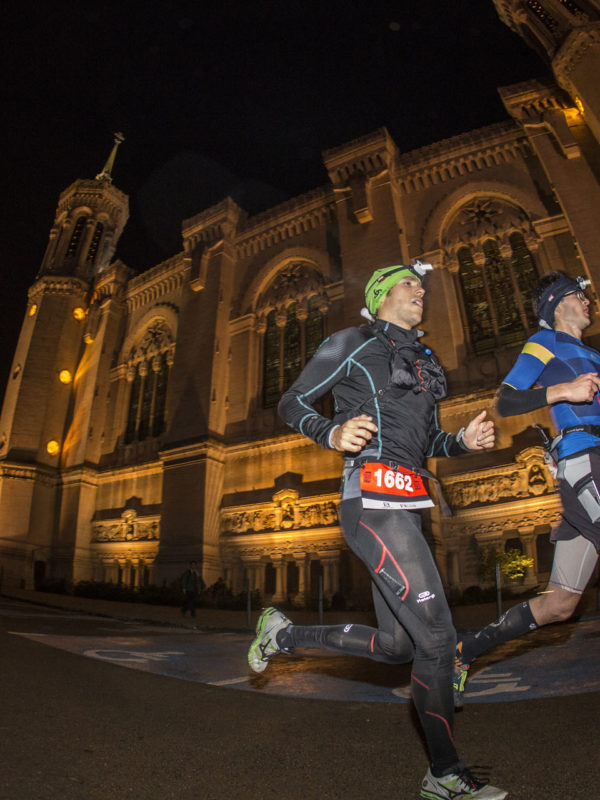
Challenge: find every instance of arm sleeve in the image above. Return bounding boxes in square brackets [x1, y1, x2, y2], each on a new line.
[496, 384, 548, 417]
[496, 336, 553, 417]
[426, 406, 471, 458]
[278, 331, 366, 449]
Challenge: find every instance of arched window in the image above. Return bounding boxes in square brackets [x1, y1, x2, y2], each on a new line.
[306, 296, 324, 360]
[509, 232, 538, 329]
[263, 311, 280, 409]
[483, 239, 525, 348]
[283, 303, 302, 391]
[458, 247, 494, 355]
[152, 353, 169, 438]
[66, 216, 87, 259]
[124, 320, 173, 444]
[125, 368, 142, 444]
[262, 297, 326, 408]
[259, 263, 327, 409]
[86, 222, 104, 264]
[458, 237, 538, 354]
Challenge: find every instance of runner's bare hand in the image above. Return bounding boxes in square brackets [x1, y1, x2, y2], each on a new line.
[547, 372, 600, 404]
[330, 414, 378, 453]
[463, 410, 495, 450]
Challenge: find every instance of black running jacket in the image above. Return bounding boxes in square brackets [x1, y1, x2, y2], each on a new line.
[278, 319, 467, 469]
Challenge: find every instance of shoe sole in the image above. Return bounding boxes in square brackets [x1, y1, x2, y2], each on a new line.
[247, 607, 277, 673]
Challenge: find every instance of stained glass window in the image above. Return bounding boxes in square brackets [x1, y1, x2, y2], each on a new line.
[125, 369, 141, 444]
[152, 353, 169, 437]
[483, 239, 525, 348]
[262, 298, 326, 408]
[458, 247, 495, 355]
[125, 355, 171, 444]
[458, 237, 538, 354]
[306, 296, 324, 360]
[283, 303, 302, 392]
[263, 311, 281, 408]
[510, 232, 538, 329]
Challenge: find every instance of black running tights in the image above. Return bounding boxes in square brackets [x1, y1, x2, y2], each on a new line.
[287, 497, 458, 773]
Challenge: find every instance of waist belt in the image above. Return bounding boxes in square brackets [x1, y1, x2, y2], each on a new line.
[559, 425, 600, 438]
[343, 456, 451, 516]
[535, 424, 600, 459]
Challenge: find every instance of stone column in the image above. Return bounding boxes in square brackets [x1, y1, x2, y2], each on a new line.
[322, 553, 340, 598]
[293, 552, 307, 607]
[518, 525, 538, 588]
[275, 312, 287, 395]
[271, 555, 286, 603]
[245, 560, 261, 593]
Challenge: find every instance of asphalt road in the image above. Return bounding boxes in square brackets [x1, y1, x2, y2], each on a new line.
[1, 598, 598, 800]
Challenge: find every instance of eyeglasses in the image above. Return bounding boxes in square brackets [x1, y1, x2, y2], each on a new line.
[564, 290, 588, 302]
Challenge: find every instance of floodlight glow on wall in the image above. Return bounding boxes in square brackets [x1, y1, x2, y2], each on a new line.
[59, 370, 72, 384]
[46, 440, 60, 456]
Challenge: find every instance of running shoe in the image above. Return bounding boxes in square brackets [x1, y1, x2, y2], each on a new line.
[420, 763, 507, 799]
[453, 640, 470, 709]
[247, 607, 292, 673]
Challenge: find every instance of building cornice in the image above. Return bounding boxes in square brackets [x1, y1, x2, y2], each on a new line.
[126, 254, 186, 312]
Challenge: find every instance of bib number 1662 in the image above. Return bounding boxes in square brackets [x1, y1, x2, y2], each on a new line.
[374, 467, 413, 493]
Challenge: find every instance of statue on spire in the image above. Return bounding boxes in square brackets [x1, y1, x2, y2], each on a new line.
[96, 132, 125, 183]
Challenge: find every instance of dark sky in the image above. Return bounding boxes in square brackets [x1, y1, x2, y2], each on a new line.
[2, 0, 547, 387]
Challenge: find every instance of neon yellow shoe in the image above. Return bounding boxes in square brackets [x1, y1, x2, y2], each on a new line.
[421, 763, 507, 799]
[247, 607, 292, 673]
[453, 641, 470, 709]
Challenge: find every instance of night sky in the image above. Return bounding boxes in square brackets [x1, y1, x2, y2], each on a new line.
[2, 0, 547, 388]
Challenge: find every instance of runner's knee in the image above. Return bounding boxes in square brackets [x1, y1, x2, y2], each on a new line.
[535, 589, 579, 624]
[376, 629, 414, 662]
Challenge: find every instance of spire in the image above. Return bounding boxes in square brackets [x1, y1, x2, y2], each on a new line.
[96, 132, 125, 183]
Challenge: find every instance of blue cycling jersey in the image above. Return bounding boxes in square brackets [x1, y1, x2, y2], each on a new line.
[503, 329, 600, 459]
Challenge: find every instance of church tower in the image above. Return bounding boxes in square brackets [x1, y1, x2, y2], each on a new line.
[493, 1, 600, 143]
[0, 135, 128, 588]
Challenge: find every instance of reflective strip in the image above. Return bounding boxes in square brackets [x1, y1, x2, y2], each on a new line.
[522, 341, 554, 364]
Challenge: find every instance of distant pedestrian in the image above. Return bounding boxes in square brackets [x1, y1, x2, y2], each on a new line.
[180, 561, 204, 617]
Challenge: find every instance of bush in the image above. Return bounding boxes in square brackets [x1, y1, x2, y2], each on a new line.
[480, 548, 534, 582]
[38, 577, 73, 595]
[46, 578, 262, 611]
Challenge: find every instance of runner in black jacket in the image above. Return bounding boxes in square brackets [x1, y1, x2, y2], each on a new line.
[248, 263, 506, 800]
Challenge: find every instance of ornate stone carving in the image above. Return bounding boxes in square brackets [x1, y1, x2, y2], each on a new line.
[91, 510, 160, 543]
[443, 447, 553, 509]
[221, 489, 339, 535]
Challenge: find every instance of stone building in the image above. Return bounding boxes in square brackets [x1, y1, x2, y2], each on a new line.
[1, 1, 600, 603]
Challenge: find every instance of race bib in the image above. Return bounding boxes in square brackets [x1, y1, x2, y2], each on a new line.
[360, 462, 433, 510]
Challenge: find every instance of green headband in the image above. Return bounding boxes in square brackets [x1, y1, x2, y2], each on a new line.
[364, 265, 421, 316]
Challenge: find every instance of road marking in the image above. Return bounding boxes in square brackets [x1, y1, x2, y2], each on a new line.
[83, 649, 185, 664]
[207, 676, 251, 686]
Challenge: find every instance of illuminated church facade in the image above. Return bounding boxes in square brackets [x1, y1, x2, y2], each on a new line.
[1, 0, 600, 603]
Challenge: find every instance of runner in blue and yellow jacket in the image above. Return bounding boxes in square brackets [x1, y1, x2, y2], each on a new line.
[455, 270, 600, 710]
[247, 262, 507, 800]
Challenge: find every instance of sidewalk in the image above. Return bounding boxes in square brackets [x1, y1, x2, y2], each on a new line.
[4, 583, 599, 631]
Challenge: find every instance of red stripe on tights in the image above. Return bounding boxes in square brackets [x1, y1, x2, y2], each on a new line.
[359, 520, 409, 600]
[425, 711, 456, 748]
